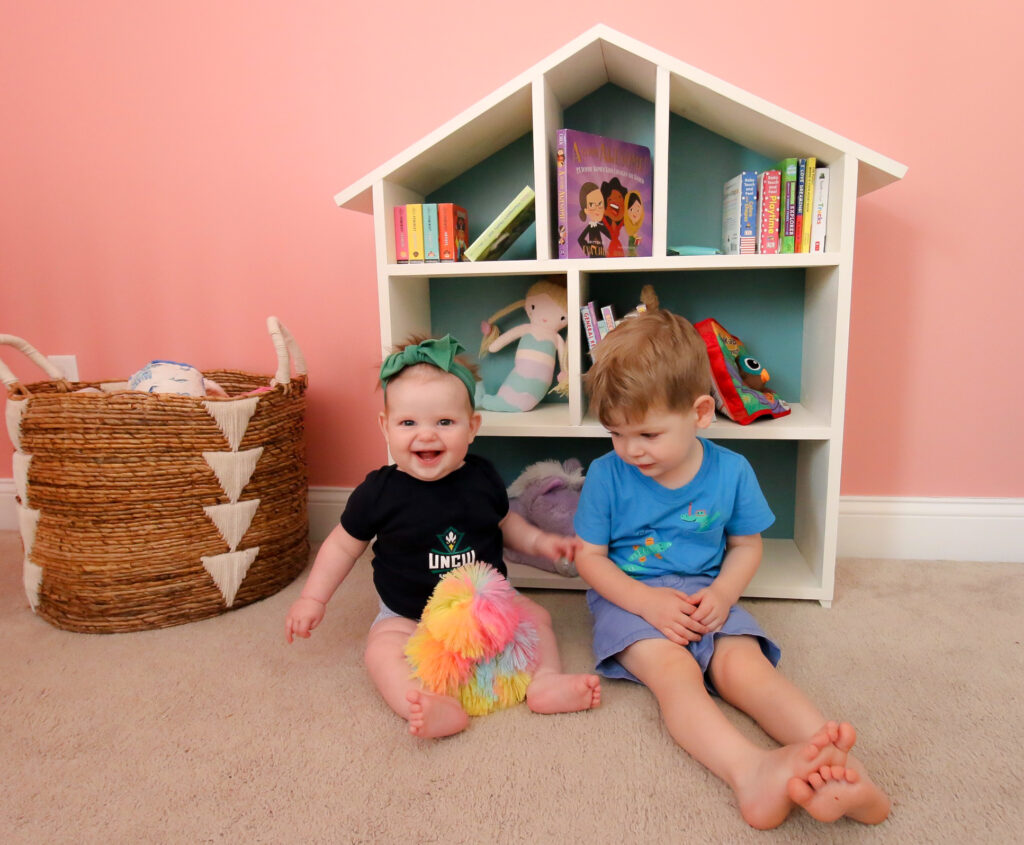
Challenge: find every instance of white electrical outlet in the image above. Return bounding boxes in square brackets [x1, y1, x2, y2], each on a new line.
[48, 355, 79, 382]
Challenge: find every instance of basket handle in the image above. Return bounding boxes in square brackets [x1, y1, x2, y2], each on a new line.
[267, 317, 307, 391]
[0, 333, 72, 397]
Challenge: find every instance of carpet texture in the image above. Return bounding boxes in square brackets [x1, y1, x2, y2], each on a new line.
[2, 530, 1022, 844]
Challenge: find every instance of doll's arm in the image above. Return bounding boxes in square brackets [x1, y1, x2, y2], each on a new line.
[554, 334, 568, 382]
[487, 322, 531, 354]
[285, 524, 368, 642]
[689, 533, 762, 632]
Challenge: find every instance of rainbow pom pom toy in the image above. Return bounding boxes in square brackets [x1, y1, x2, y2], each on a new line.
[404, 562, 539, 716]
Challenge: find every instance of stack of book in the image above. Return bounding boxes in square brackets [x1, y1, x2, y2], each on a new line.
[393, 203, 469, 263]
[723, 159, 830, 255]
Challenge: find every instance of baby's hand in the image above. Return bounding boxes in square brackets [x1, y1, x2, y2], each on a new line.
[689, 584, 735, 632]
[642, 587, 709, 644]
[535, 531, 576, 564]
[285, 596, 326, 643]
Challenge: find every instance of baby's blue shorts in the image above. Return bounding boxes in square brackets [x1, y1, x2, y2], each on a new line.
[587, 573, 781, 695]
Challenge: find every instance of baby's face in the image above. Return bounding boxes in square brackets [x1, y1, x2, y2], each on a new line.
[380, 368, 481, 482]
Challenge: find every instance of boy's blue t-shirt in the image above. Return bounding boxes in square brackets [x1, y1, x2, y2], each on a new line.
[574, 438, 774, 579]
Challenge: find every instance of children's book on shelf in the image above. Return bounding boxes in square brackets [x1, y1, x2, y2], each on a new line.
[809, 167, 830, 253]
[757, 170, 781, 255]
[556, 128, 653, 259]
[393, 205, 409, 263]
[798, 157, 816, 253]
[600, 304, 617, 334]
[422, 203, 440, 262]
[406, 203, 424, 262]
[794, 159, 807, 252]
[776, 158, 799, 254]
[464, 185, 536, 262]
[437, 202, 468, 261]
[580, 301, 601, 349]
[722, 171, 757, 255]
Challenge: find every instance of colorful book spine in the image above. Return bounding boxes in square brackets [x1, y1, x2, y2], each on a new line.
[580, 303, 598, 349]
[600, 304, 617, 333]
[587, 301, 603, 343]
[799, 158, 816, 253]
[776, 158, 799, 254]
[393, 205, 409, 264]
[556, 127, 653, 259]
[406, 203, 424, 263]
[464, 185, 536, 262]
[757, 170, 781, 254]
[437, 203, 468, 262]
[794, 159, 807, 252]
[422, 203, 439, 262]
[722, 171, 757, 255]
[809, 167, 830, 253]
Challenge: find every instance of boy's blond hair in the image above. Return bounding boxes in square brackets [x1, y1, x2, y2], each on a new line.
[585, 309, 711, 424]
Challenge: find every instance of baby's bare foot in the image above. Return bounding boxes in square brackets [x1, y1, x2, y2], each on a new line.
[525, 673, 601, 714]
[735, 734, 835, 829]
[405, 689, 468, 739]
[788, 764, 891, 824]
[809, 720, 857, 768]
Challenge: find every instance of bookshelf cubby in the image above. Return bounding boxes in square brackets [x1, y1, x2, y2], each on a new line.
[335, 26, 906, 606]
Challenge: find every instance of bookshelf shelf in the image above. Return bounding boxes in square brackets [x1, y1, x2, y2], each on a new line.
[336, 26, 905, 605]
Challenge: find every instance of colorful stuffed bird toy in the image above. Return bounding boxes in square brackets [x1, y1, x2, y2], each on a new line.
[695, 317, 791, 425]
[404, 562, 539, 716]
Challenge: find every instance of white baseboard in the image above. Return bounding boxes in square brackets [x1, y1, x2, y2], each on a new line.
[837, 496, 1024, 563]
[1, 480, 1020, 563]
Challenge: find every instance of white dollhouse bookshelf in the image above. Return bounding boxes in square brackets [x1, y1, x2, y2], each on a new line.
[335, 26, 906, 606]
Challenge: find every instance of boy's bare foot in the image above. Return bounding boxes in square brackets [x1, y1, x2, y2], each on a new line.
[734, 732, 836, 829]
[405, 689, 469, 738]
[813, 720, 857, 767]
[525, 673, 601, 714]
[788, 764, 891, 824]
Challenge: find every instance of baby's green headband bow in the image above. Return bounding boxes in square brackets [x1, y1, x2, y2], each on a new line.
[379, 335, 477, 406]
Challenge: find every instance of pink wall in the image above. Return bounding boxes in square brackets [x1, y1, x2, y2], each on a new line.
[3, 1, 1022, 497]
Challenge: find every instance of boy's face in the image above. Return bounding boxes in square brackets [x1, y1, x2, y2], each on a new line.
[604, 398, 714, 490]
[379, 368, 481, 482]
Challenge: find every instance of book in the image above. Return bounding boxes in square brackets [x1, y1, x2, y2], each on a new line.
[437, 202, 468, 262]
[393, 205, 409, 263]
[776, 158, 799, 253]
[556, 128, 653, 259]
[464, 185, 536, 262]
[757, 170, 781, 255]
[798, 158, 816, 253]
[422, 203, 440, 262]
[794, 159, 807, 252]
[809, 167, 830, 253]
[406, 203, 424, 263]
[580, 303, 599, 349]
[722, 171, 757, 255]
[600, 304, 617, 333]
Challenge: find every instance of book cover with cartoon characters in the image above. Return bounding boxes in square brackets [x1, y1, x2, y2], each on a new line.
[556, 128, 653, 259]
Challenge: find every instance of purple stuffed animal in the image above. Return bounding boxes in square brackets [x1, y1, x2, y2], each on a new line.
[505, 458, 584, 577]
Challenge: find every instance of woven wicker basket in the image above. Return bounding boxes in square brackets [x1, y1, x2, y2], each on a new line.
[1, 317, 309, 633]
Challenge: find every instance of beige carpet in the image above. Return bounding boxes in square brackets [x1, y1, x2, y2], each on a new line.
[2, 530, 1022, 844]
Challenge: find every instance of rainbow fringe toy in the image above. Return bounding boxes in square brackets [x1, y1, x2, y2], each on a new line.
[404, 562, 539, 716]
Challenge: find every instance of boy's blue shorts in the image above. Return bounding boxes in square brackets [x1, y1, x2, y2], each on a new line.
[586, 573, 781, 695]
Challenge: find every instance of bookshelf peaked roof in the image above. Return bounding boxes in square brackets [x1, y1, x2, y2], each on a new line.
[334, 24, 907, 214]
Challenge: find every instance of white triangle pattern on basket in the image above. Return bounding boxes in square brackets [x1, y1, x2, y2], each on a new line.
[6, 399, 26, 452]
[203, 447, 263, 503]
[203, 499, 260, 552]
[201, 547, 260, 607]
[17, 505, 40, 557]
[23, 558, 43, 611]
[203, 397, 259, 452]
[12, 451, 31, 505]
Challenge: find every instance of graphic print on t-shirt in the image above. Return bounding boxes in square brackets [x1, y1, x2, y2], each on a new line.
[428, 526, 478, 571]
[681, 503, 721, 532]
